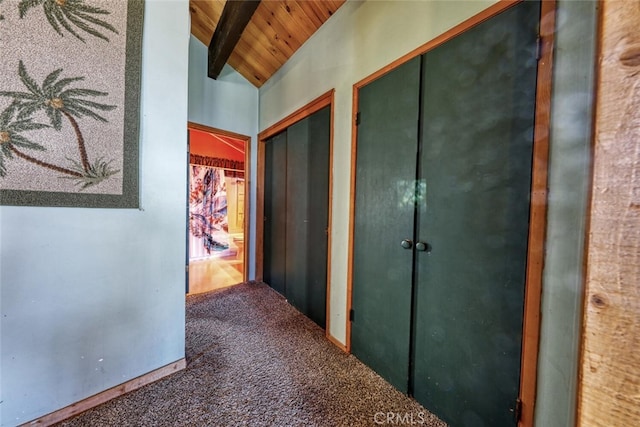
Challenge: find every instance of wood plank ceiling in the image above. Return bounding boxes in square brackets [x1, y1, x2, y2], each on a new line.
[190, 0, 346, 87]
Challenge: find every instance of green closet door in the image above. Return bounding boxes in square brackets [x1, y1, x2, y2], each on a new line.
[286, 106, 330, 327]
[264, 106, 330, 328]
[263, 131, 288, 296]
[351, 57, 421, 392]
[304, 106, 331, 327]
[285, 118, 310, 314]
[412, 2, 540, 425]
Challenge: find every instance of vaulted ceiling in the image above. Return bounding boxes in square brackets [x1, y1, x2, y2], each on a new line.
[189, 0, 346, 87]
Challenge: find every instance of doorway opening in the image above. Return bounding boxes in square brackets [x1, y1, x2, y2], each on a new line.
[187, 122, 250, 295]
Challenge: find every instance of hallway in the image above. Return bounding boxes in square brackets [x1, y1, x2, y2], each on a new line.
[59, 283, 445, 426]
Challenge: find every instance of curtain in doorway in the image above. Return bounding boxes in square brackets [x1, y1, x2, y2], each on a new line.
[189, 165, 229, 259]
[189, 154, 244, 178]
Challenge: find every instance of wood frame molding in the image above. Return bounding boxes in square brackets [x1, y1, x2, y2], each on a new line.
[519, 1, 556, 425]
[256, 89, 336, 341]
[346, 1, 556, 426]
[327, 333, 348, 353]
[257, 90, 336, 142]
[24, 359, 186, 426]
[187, 122, 252, 287]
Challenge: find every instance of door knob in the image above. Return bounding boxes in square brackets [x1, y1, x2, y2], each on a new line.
[401, 239, 413, 249]
[416, 241, 430, 252]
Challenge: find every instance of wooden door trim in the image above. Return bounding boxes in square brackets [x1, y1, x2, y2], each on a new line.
[256, 90, 335, 337]
[346, 82, 358, 353]
[519, 1, 556, 425]
[258, 90, 335, 141]
[347, 1, 555, 426]
[187, 122, 252, 284]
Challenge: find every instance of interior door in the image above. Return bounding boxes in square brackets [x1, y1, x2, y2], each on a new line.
[351, 57, 421, 392]
[263, 131, 288, 295]
[412, 2, 540, 425]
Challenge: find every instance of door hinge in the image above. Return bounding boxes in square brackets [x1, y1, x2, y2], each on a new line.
[185, 264, 189, 273]
[349, 308, 355, 322]
[535, 36, 542, 61]
[512, 398, 523, 422]
[355, 112, 361, 126]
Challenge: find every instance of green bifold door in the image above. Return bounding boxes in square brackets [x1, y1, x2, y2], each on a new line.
[264, 106, 331, 328]
[351, 2, 540, 426]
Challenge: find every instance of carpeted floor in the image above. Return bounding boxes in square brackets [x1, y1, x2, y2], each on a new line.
[59, 282, 446, 426]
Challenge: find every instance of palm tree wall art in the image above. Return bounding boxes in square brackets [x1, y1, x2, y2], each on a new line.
[1, 61, 119, 190]
[0, 0, 143, 206]
[18, 0, 118, 42]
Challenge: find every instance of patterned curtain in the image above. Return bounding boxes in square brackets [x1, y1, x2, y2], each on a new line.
[189, 154, 244, 178]
[189, 165, 229, 259]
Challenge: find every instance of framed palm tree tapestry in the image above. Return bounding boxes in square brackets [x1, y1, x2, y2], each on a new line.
[0, 0, 144, 208]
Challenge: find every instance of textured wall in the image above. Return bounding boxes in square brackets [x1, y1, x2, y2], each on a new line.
[0, 0, 190, 424]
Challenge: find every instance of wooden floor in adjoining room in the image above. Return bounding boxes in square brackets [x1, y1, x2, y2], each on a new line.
[188, 255, 243, 295]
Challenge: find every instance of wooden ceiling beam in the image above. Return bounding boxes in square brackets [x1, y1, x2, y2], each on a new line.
[208, 0, 261, 79]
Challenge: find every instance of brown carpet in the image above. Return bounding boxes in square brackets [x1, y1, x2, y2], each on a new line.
[59, 282, 446, 426]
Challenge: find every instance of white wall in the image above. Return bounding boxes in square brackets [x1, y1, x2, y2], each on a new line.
[188, 36, 259, 279]
[0, 0, 190, 424]
[259, 0, 497, 352]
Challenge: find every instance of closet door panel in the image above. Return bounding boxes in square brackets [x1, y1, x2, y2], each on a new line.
[266, 106, 330, 328]
[285, 106, 330, 327]
[305, 106, 331, 327]
[263, 132, 288, 296]
[351, 57, 421, 392]
[285, 117, 311, 316]
[412, 2, 540, 425]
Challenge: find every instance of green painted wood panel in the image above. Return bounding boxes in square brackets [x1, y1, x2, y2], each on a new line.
[412, 2, 540, 425]
[264, 107, 330, 328]
[263, 131, 288, 295]
[286, 117, 311, 317]
[286, 106, 331, 327]
[351, 56, 421, 393]
[305, 106, 331, 327]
